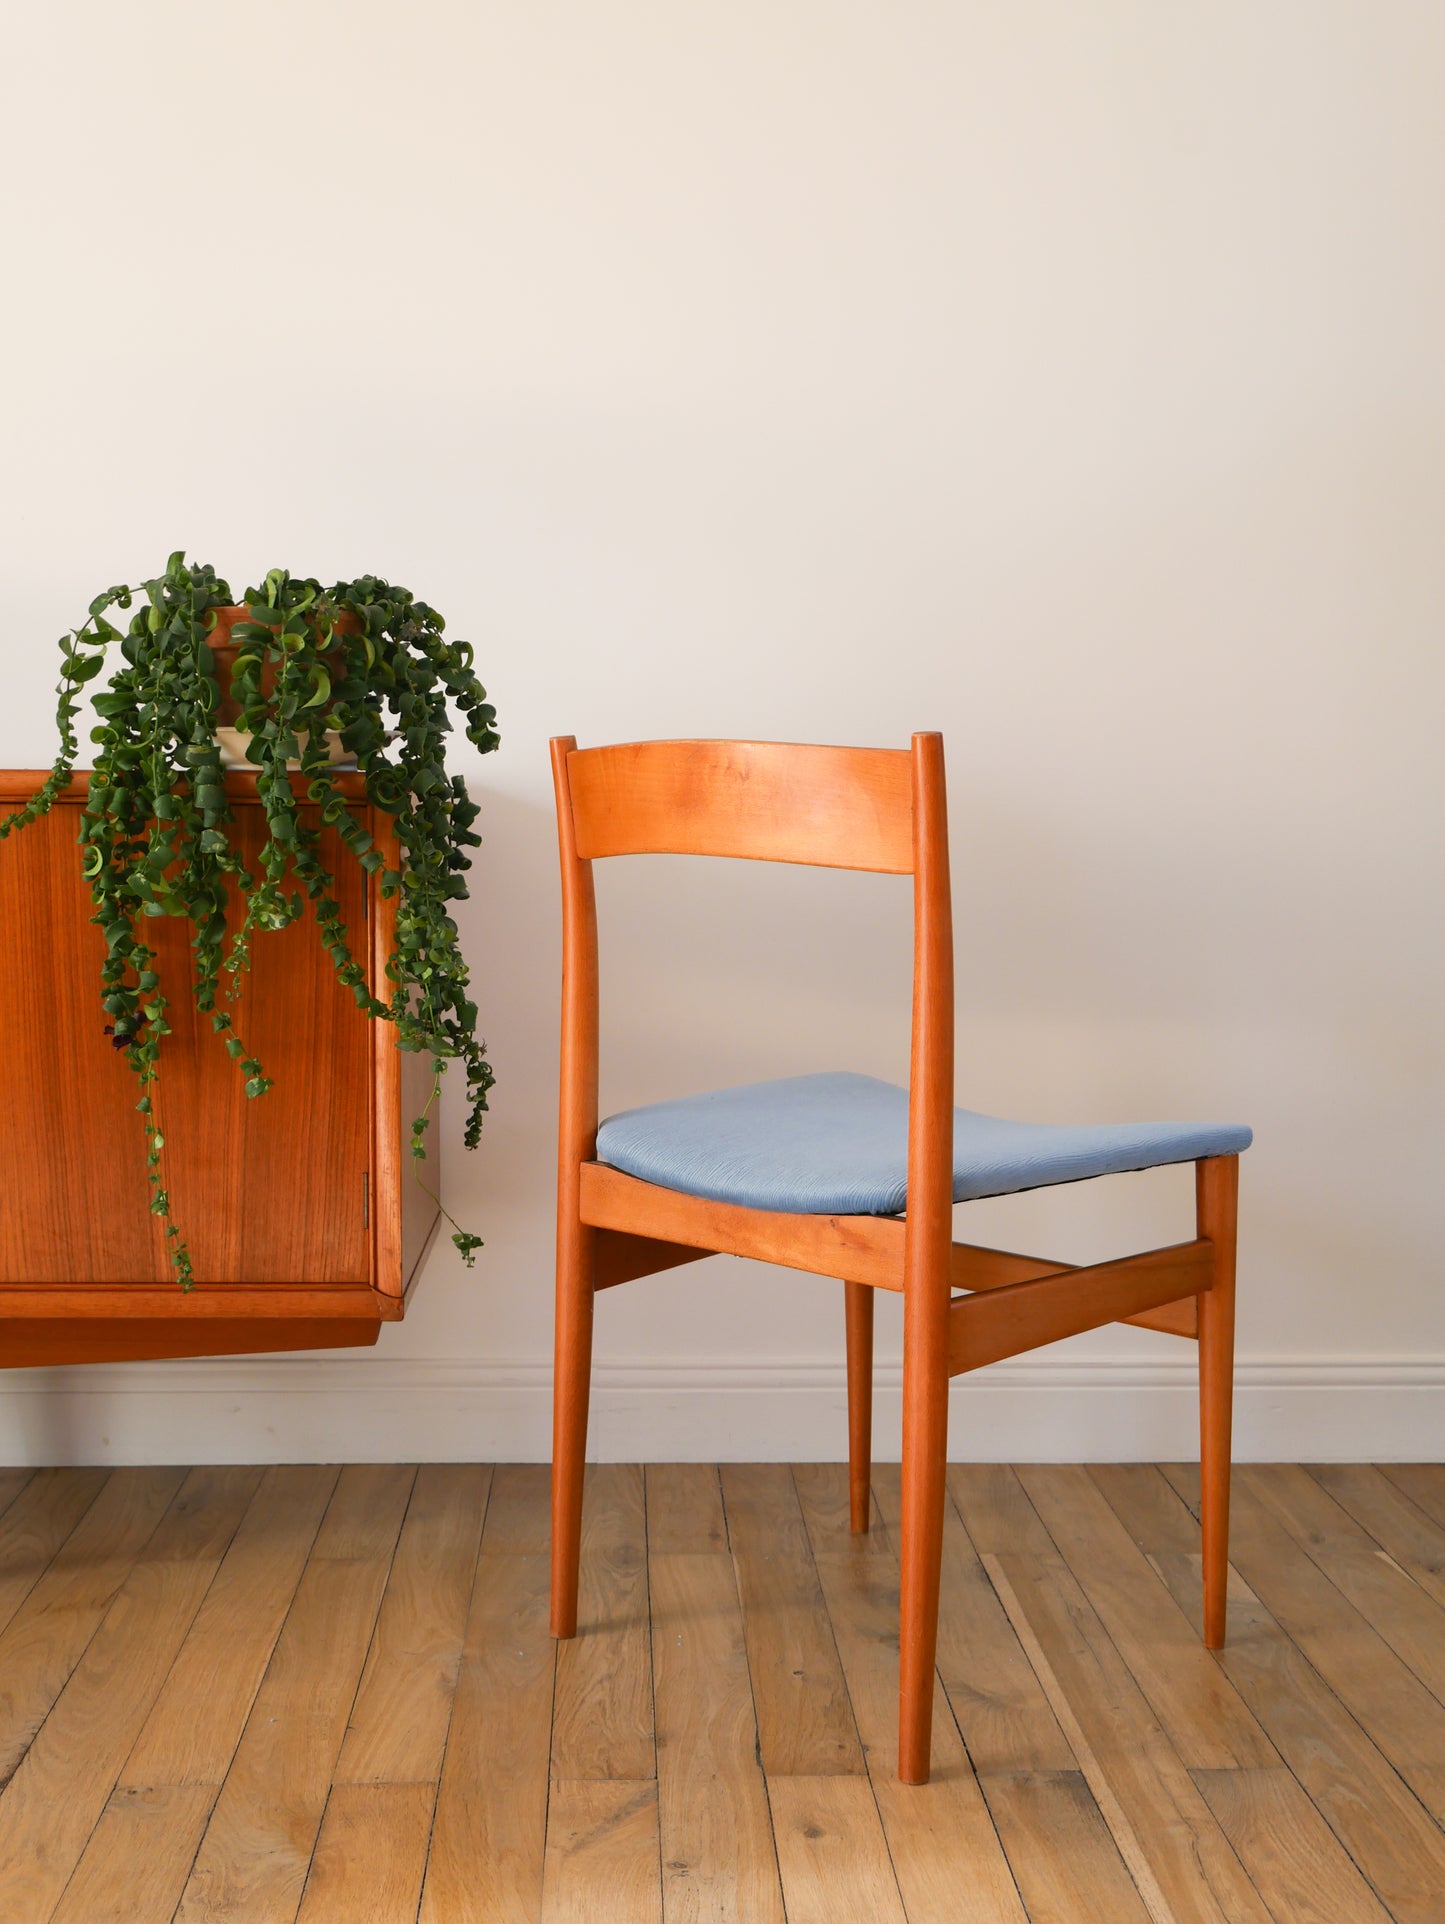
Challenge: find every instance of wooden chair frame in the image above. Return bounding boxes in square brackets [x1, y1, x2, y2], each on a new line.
[550, 733, 1238, 1786]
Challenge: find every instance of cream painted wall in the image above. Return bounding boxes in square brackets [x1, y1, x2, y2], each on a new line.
[1, 2, 1441, 1461]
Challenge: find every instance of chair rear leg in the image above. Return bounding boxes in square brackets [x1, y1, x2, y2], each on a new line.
[845, 1282, 875, 1533]
[1196, 1154, 1239, 1650]
[551, 1214, 595, 1639]
[898, 1272, 950, 1784]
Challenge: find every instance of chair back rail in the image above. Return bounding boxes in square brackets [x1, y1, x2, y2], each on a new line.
[564, 738, 915, 872]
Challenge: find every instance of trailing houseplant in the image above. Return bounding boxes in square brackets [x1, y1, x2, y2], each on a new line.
[0, 552, 499, 1286]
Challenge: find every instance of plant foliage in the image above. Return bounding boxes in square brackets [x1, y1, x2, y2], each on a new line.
[1, 553, 499, 1285]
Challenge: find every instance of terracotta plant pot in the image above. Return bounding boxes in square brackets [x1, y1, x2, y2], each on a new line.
[207, 604, 361, 769]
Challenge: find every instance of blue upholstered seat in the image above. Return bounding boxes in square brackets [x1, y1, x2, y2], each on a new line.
[595, 1072, 1252, 1216]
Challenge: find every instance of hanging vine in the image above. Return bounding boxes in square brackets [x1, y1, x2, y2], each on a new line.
[0, 553, 499, 1286]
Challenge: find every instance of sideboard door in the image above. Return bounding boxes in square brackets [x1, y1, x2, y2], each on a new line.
[0, 797, 372, 1286]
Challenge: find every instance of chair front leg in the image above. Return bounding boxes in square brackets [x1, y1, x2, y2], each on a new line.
[1196, 1154, 1239, 1649]
[845, 1281, 875, 1533]
[898, 1262, 951, 1784]
[551, 1208, 596, 1639]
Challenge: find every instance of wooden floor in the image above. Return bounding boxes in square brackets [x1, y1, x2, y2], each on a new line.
[0, 1463, 1441, 1921]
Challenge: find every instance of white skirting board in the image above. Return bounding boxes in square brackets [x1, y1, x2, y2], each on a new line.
[0, 1355, 1439, 1466]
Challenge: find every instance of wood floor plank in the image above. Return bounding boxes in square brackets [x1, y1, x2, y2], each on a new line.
[1310, 1463, 1445, 1613]
[8, 1458, 1443, 1924]
[947, 1463, 1059, 1557]
[1094, 1463, 1445, 1924]
[766, 1775, 907, 1924]
[478, 1463, 551, 1553]
[1161, 1462, 1445, 1819]
[334, 1463, 489, 1786]
[0, 1468, 34, 1527]
[174, 1465, 415, 1924]
[1016, 1464, 1276, 1771]
[119, 1464, 338, 1790]
[49, 1784, 214, 1924]
[975, 1770, 1153, 1924]
[420, 1551, 553, 1924]
[0, 1465, 259, 1924]
[541, 1780, 662, 1924]
[551, 1463, 655, 1781]
[309, 1462, 418, 1562]
[792, 1462, 889, 1558]
[1191, 1766, 1393, 1924]
[0, 1466, 185, 1786]
[873, 1464, 1075, 1774]
[720, 1464, 862, 1777]
[1382, 1465, 1445, 1534]
[646, 1464, 726, 1555]
[812, 1551, 1027, 1924]
[0, 1468, 108, 1642]
[1243, 1463, 1445, 1705]
[984, 1542, 1273, 1923]
[295, 1782, 434, 1924]
[650, 1552, 784, 1924]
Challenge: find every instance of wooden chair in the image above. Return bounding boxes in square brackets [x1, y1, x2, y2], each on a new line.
[549, 733, 1248, 1785]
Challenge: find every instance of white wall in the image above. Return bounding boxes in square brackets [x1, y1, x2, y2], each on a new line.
[1, 1, 1441, 1463]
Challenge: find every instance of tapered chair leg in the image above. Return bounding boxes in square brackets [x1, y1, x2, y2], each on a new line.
[551, 1213, 595, 1639]
[845, 1282, 875, 1533]
[898, 1275, 950, 1784]
[1196, 1154, 1239, 1650]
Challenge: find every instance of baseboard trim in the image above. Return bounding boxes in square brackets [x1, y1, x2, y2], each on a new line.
[0, 1353, 1439, 1465]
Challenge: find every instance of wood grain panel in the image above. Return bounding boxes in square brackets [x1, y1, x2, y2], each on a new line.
[566, 738, 914, 872]
[0, 798, 163, 1280]
[370, 800, 443, 1303]
[0, 1309, 385, 1369]
[0, 790, 373, 1288]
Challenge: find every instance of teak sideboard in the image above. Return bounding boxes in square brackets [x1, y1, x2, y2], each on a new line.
[0, 771, 438, 1366]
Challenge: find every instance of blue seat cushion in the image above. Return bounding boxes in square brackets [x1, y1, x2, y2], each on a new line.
[595, 1071, 1252, 1215]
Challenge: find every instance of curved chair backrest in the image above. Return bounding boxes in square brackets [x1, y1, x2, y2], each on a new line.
[565, 738, 915, 873]
[550, 733, 955, 1260]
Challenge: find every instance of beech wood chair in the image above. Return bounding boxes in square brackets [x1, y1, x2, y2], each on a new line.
[549, 732, 1249, 1785]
